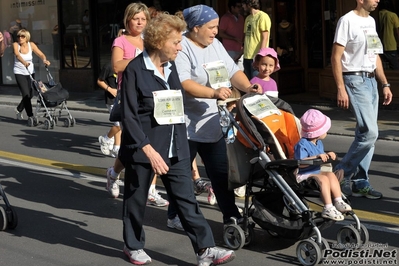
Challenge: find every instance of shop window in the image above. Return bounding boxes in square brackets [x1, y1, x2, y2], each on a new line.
[275, 0, 298, 66]
[60, 0, 91, 69]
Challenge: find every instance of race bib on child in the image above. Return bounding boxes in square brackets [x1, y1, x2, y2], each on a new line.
[203, 60, 231, 89]
[242, 94, 281, 119]
[152, 90, 185, 125]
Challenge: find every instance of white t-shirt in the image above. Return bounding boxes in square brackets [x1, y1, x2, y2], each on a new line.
[175, 34, 239, 142]
[333, 10, 382, 72]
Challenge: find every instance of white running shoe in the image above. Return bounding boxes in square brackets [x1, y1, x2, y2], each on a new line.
[207, 187, 216, 205]
[106, 167, 119, 198]
[234, 185, 246, 198]
[15, 108, 24, 120]
[197, 247, 235, 266]
[167, 216, 184, 231]
[123, 245, 152, 265]
[147, 189, 169, 207]
[98, 135, 114, 156]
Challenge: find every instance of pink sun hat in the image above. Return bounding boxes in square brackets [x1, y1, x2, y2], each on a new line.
[253, 47, 280, 72]
[300, 109, 331, 139]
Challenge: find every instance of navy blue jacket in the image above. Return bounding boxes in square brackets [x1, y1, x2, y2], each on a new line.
[119, 53, 190, 164]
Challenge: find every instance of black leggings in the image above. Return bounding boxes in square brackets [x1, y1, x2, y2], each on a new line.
[15, 73, 34, 117]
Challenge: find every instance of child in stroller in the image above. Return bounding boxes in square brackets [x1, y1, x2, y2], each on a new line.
[218, 93, 368, 266]
[294, 109, 352, 221]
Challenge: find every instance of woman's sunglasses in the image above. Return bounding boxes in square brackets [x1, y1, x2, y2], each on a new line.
[17, 35, 26, 38]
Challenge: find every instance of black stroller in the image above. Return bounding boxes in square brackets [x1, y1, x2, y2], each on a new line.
[29, 66, 75, 129]
[0, 184, 18, 231]
[218, 93, 369, 266]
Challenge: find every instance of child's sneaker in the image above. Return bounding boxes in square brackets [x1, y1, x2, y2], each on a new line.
[334, 200, 352, 213]
[207, 187, 216, 205]
[322, 206, 344, 221]
[106, 167, 119, 198]
[197, 247, 235, 266]
[123, 245, 152, 265]
[194, 178, 211, 195]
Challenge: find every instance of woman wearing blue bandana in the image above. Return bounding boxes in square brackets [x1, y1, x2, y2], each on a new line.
[174, 5, 262, 227]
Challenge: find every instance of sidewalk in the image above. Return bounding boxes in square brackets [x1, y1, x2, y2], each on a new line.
[1, 85, 398, 141]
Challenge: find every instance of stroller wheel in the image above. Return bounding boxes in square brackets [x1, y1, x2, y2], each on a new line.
[44, 119, 51, 130]
[353, 223, 369, 245]
[5, 206, 18, 230]
[336, 225, 362, 250]
[64, 118, 71, 127]
[296, 239, 322, 266]
[0, 206, 7, 231]
[71, 117, 76, 127]
[223, 224, 245, 250]
[244, 223, 255, 246]
[33, 117, 39, 126]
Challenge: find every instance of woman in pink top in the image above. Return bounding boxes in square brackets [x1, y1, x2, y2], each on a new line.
[100, 3, 168, 207]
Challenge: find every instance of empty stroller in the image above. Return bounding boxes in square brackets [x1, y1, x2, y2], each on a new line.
[218, 93, 369, 266]
[29, 66, 75, 129]
[0, 184, 18, 231]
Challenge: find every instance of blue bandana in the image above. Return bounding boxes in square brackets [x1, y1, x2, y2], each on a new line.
[183, 5, 219, 29]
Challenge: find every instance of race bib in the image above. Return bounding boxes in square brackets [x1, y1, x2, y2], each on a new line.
[242, 94, 281, 119]
[366, 34, 383, 54]
[203, 60, 231, 89]
[152, 90, 185, 125]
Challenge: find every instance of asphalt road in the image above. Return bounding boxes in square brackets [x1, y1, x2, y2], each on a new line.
[0, 106, 398, 266]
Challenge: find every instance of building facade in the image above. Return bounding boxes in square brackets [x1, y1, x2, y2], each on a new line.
[1, 0, 398, 104]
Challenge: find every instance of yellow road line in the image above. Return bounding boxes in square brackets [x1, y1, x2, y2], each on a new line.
[0, 150, 105, 176]
[2, 150, 399, 226]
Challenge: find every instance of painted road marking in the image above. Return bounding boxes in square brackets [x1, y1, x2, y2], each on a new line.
[1, 151, 399, 232]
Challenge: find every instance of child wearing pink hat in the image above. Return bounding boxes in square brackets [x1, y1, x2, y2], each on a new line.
[250, 47, 280, 97]
[294, 109, 352, 221]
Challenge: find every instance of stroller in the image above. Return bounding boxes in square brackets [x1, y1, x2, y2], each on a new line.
[0, 184, 18, 231]
[29, 66, 75, 129]
[218, 93, 368, 266]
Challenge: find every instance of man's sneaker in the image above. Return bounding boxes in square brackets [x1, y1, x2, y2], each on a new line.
[234, 185, 246, 198]
[334, 200, 352, 213]
[321, 206, 344, 221]
[123, 245, 151, 265]
[106, 167, 119, 198]
[15, 108, 23, 120]
[197, 247, 235, 266]
[167, 216, 184, 231]
[98, 135, 113, 156]
[340, 177, 352, 197]
[207, 187, 216, 205]
[147, 189, 169, 207]
[352, 186, 382, 199]
[194, 179, 211, 195]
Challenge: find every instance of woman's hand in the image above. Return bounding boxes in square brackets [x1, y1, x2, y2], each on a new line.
[43, 59, 50, 66]
[142, 144, 169, 175]
[24, 62, 30, 68]
[214, 87, 232, 100]
[248, 83, 262, 94]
